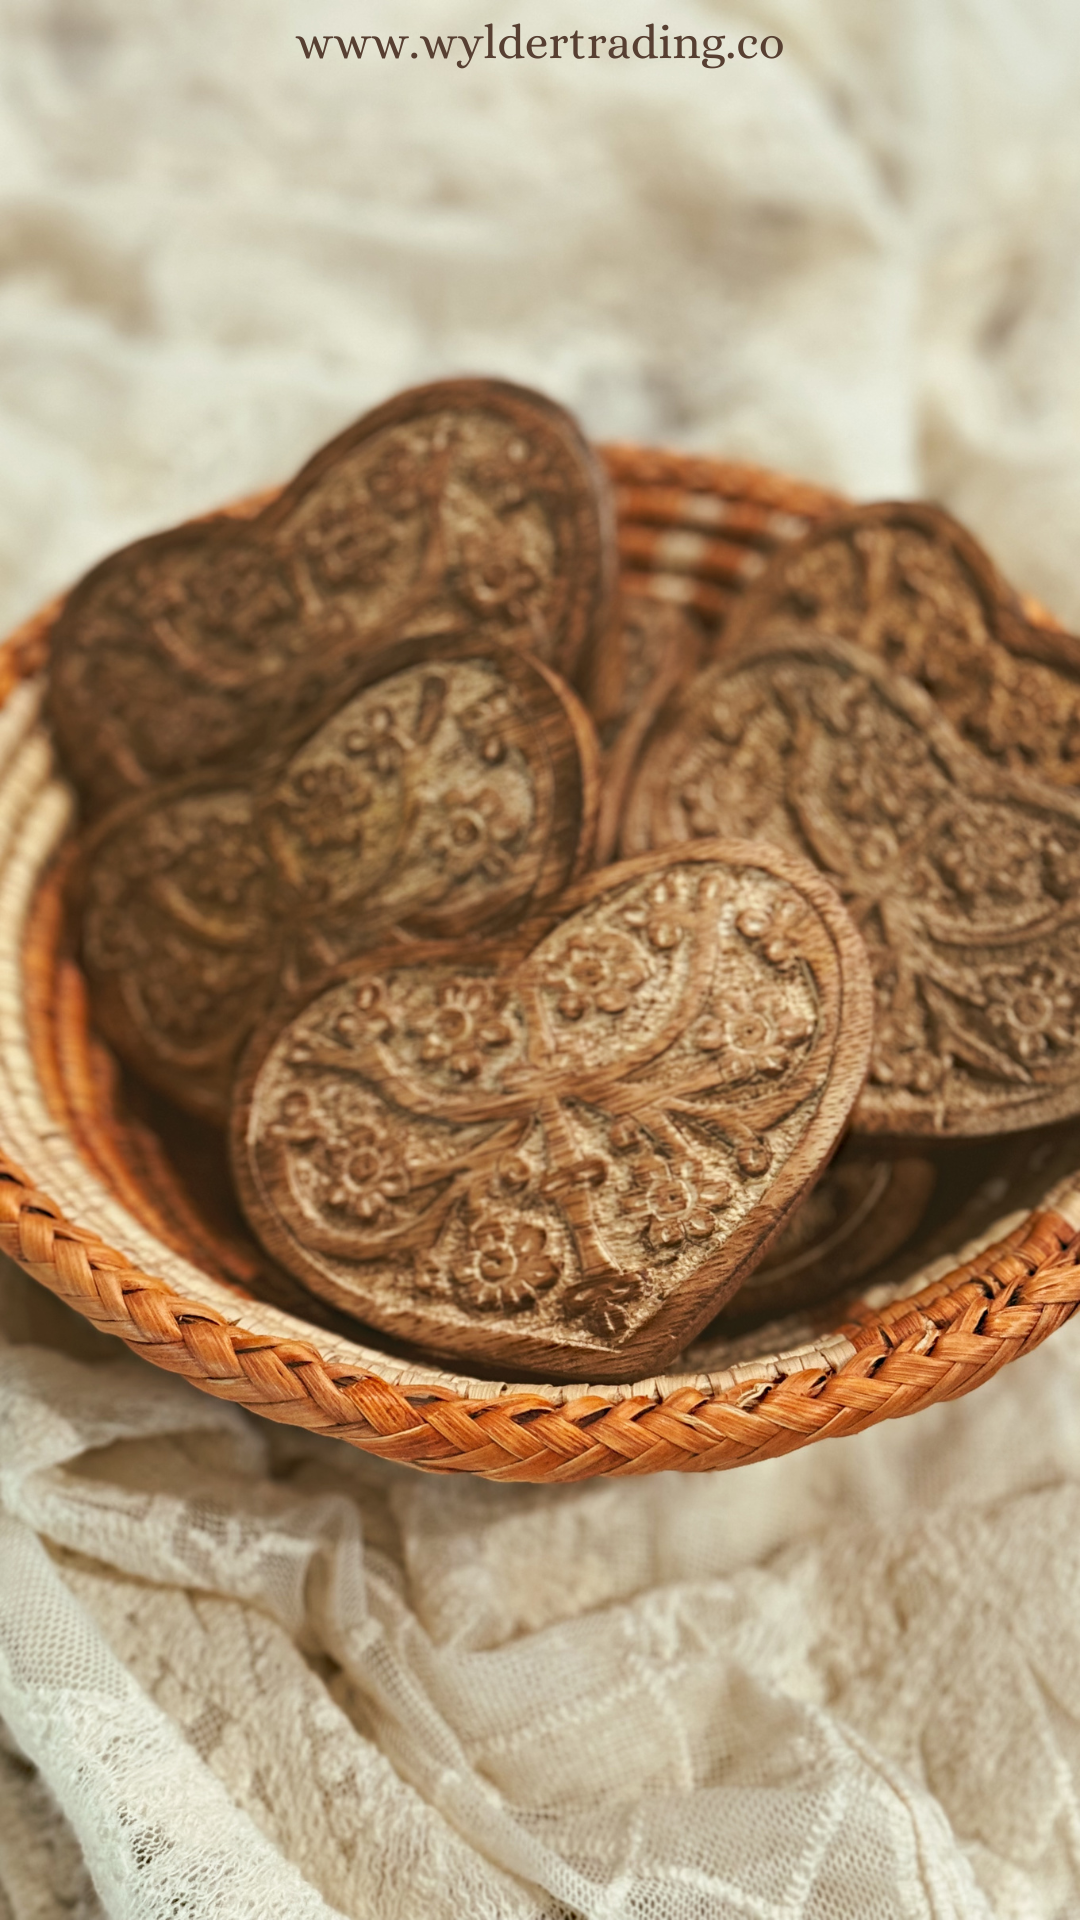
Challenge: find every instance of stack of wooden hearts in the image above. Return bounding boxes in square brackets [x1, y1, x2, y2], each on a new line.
[49, 381, 1080, 1384]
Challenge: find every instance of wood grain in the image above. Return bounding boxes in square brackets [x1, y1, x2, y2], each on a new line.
[231, 839, 873, 1382]
[48, 378, 616, 814]
[74, 635, 599, 1124]
[623, 632, 1080, 1137]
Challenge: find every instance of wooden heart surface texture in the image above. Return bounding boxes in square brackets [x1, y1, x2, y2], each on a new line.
[623, 634, 1080, 1137]
[49, 378, 615, 813]
[718, 500, 1080, 788]
[584, 597, 705, 864]
[77, 638, 598, 1125]
[705, 1144, 937, 1328]
[231, 842, 873, 1382]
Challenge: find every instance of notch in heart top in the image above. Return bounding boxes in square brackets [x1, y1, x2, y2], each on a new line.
[714, 499, 1080, 788]
[622, 633, 1080, 1138]
[230, 841, 872, 1382]
[48, 378, 616, 814]
[76, 637, 599, 1125]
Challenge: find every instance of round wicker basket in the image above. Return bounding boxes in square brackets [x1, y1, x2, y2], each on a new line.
[3, 448, 1080, 1483]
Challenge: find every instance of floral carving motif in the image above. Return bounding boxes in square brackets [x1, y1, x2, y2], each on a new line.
[627, 629, 1080, 1133]
[409, 978, 513, 1079]
[543, 930, 650, 1021]
[271, 1088, 411, 1227]
[238, 850, 863, 1381]
[626, 1150, 734, 1258]
[694, 989, 814, 1083]
[50, 381, 611, 812]
[986, 963, 1078, 1067]
[425, 786, 522, 886]
[453, 1216, 560, 1313]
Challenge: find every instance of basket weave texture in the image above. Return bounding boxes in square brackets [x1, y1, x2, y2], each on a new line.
[4, 449, 1080, 1483]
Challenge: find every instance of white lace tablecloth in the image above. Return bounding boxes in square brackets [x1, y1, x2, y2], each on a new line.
[3, 2, 1080, 1913]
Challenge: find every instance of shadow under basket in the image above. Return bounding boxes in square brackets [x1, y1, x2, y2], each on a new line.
[3, 449, 1080, 1483]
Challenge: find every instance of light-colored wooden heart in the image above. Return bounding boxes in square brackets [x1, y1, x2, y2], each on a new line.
[623, 632, 1080, 1137]
[78, 638, 598, 1124]
[49, 378, 615, 813]
[230, 841, 872, 1381]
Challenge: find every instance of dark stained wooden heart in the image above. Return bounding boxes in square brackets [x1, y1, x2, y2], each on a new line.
[49, 378, 616, 813]
[582, 595, 705, 865]
[623, 632, 1080, 1137]
[229, 840, 873, 1382]
[703, 1141, 937, 1328]
[716, 499, 1080, 789]
[76, 636, 599, 1124]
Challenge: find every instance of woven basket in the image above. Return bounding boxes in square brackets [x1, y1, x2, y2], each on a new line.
[3, 447, 1080, 1483]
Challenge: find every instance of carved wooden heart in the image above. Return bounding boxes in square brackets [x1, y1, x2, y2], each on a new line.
[230, 841, 872, 1381]
[705, 1143, 937, 1328]
[623, 633, 1080, 1136]
[583, 597, 704, 864]
[49, 379, 615, 813]
[77, 638, 598, 1124]
[717, 500, 1080, 788]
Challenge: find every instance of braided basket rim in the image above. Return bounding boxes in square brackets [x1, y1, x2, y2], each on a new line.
[3, 450, 1080, 1482]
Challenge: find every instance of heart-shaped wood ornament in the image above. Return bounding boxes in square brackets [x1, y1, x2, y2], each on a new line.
[76, 637, 599, 1124]
[583, 596, 705, 864]
[49, 379, 616, 813]
[230, 841, 872, 1381]
[704, 1142, 937, 1329]
[717, 500, 1080, 788]
[623, 633, 1080, 1137]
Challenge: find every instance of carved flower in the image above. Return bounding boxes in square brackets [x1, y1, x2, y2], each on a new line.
[454, 532, 539, 620]
[628, 1151, 733, 1258]
[695, 988, 813, 1082]
[986, 962, 1077, 1065]
[301, 499, 396, 589]
[411, 978, 513, 1079]
[935, 811, 1038, 906]
[453, 1216, 560, 1313]
[145, 809, 265, 912]
[322, 1120, 410, 1225]
[190, 547, 295, 643]
[342, 704, 410, 776]
[426, 786, 520, 884]
[735, 901, 806, 969]
[622, 879, 686, 951]
[277, 758, 374, 852]
[271, 1090, 409, 1226]
[544, 931, 649, 1021]
[870, 1011, 944, 1095]
[457, 690, 515, 766]
[327, 979, 395, 1049]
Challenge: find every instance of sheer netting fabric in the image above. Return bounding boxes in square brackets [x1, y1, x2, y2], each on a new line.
[5, 0, 1080, 1914]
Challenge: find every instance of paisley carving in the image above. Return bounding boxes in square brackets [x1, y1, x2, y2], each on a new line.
[231, 842, 872, 1381]
[77, 638, 598, 1124]
[623, 632, 1080, 1136]
[49, 379, 615, 812]
[717, 500, 1080, 789]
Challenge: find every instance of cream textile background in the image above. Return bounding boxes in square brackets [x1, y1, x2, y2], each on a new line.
[3, 1, 1080, 1914]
